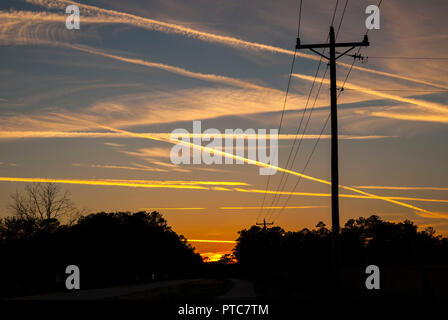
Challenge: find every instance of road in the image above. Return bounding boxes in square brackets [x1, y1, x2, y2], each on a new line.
[11, 279, 199, 300]
[217, 278, 256, 300]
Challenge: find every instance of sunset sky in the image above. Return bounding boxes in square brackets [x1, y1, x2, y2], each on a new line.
[1, 0, 447, 261]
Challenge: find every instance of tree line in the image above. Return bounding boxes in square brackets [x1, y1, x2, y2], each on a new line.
[2, 183, 447, 298]
[233, 215, 448, 270]
[0, 183, 203, 298]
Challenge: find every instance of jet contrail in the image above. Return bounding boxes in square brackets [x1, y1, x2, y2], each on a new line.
[27, 0, 448, 90]
[28, 0, 315, 57]
[0, 177, 250, 188]
[65, 44, 272, 92]
[233, 188, 448, 203]
[54, 113, 441, 218]
[2, 176, 445, 216]
[4, 173, 444, 204]
[101, 179, 249, 186]
[292, 73, 448, 114]
[0, 131, 392, 140]
[355, 186, 448, 191]
[0, 177, 209, 190]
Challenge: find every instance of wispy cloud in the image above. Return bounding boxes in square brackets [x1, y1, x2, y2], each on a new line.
[0, 176, 210, 189]
[0, 131, 392, 140]
[1, 1, 444, 89]
[0, 131, 127, 139]
[72, 163, 169, 173]
[26, 0, 315, 57]
[355, 186, 448, 191]
[101, 179, 249, 186]
[132, 160, 188, 173]
[122, 147, 171, 159]
[0, 162, 18, 167]
[414, 212, 448, 220]
[34, 0, 447, 89]
[66, 44, 272, 91]
[104, 142, 125, 148]
[365, 107, 448, 124]
[1, 174, 446, 219]
[0, 176, 250, 191]
[292, 73, 448, 116]
[212, 187, 232, 191]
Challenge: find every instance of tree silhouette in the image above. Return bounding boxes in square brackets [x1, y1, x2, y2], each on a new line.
[0, 210, 203, 298]
[8, 183, 81, 228]
[234, 215, 448, 269]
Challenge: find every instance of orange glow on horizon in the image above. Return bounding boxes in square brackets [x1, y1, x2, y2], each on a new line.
[188, 239, 236, 244]
[200, 251, 232, 262]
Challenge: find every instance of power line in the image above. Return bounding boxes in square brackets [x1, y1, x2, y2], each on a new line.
[264, 51, 329, 222]
[266, 62, 327, 222]
[335, 0, 349, 38]
[281, 28, 370, 292]
[368, 56, 448, 60]
[338, 0, 383, 91]
[269, 67, 329, 223]
[257, 49, 297, 223]
[272, 67, 347, 223]
[273, 0, 377, 292]
[272, 112, 331, 223]
[264, 0, 341, 222]
[266, 0, 347, 223]
[330, 0, 340, 26]
[273, 0, 384, 225]
[257, 0, 303, 224]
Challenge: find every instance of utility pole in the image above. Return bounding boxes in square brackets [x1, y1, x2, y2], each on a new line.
[296, 27, 369, 289]
[256, 218, 274, 230]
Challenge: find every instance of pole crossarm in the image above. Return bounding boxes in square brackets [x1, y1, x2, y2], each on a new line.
[256, 219, 274, 229]
[296, 34, 369, 51]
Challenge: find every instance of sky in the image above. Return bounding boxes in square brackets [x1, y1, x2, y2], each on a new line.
[0, 0, 447, 261]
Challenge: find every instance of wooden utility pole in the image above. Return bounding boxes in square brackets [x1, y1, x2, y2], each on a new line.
[256, 218, 274, 230]
[296, 26, 369, 288]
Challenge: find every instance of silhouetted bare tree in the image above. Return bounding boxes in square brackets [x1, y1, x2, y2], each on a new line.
[8, 183, 81, 227]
